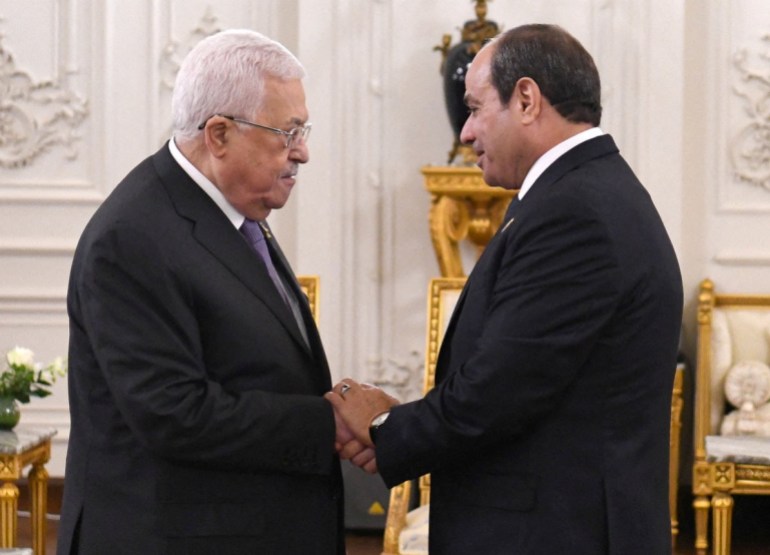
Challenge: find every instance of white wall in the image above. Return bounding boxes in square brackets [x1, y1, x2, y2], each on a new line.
[1, 0, 769, 477]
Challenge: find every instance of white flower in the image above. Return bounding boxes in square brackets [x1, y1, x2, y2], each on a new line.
[38, 357, 67, 385]
[49, 356, 67, 378]
[7, 346, 35, 368]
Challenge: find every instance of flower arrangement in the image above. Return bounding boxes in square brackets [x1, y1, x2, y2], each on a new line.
[1, 346, 67, 403]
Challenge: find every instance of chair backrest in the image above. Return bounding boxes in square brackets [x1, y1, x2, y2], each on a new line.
[694, 278, 770, 462]
[381, 277, 466, 554]
[424, 277, 467, 392]
[296, 275, 320, 325]
[417, 277, 466, 506]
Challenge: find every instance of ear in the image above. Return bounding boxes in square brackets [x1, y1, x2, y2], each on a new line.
[512, 77, 542, 124]
[202, 117, 231, 159]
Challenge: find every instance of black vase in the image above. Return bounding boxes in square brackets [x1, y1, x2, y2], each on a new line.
[437, 5, 499, 164]
[442, 42, 475, 141]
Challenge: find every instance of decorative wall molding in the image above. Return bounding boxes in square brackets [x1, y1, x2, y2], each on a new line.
[0, 239, 76, 255]
[0, 187, 103, 204]
[714, 251, 770, 266]
[20, 405, 70, 437]
[0, 34, 88, 169]
[730, 34, 770, 191]
[0, 293, 67, 324]
[154, 5, 223, 145]
[159, 7, 222, 91]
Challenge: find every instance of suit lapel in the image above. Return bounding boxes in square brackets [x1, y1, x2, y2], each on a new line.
[258, 226, 330, 387]
[151, 145, 313, 356]
[259, 222, 311, 312]
[260, 222, 326, 360]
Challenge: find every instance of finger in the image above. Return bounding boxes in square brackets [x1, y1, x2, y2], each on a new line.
[334, 379, 358, 397]
[362, 458, 378, 474]
[338, 439, 366, 461]
[351, 447, 375, 468]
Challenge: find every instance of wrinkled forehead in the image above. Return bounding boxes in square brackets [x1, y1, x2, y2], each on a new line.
[257, 77, 309, 124]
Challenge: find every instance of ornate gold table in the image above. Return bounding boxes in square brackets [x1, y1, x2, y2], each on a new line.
[422, 166, 517, 277]
[0, 426, 56, 555]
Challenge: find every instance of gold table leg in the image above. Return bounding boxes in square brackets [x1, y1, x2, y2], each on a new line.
[0, 481, 19, 548]
[29, 463, 49, 555]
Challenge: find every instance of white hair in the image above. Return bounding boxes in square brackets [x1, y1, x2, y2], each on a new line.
[172, 29, 305, 141]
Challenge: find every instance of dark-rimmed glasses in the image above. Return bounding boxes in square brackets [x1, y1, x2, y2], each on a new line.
[197, 114, 312, 149]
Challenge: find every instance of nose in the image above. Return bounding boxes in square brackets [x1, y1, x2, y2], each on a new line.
[290, 140, 309, 163]
[459, 117, 475, 145]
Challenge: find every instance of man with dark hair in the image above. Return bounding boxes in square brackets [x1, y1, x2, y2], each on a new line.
[489, 23, 602, 127]
[328, 24, 682, 554]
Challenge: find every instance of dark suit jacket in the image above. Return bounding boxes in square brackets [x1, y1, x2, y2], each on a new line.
[377, 135, 683, 555]
[58, 144, 344, 555]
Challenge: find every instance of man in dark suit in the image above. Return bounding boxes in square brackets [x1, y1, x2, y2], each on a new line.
[328, 24, 683, 554]
[58, 29, 366, 554]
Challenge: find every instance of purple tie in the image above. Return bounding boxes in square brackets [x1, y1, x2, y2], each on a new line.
[240, 219, 292, 307]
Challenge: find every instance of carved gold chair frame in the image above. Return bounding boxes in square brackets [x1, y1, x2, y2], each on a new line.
[692, 279, 770, 555]
[382, 277, 465, 555]
[297, 275, 320, 324]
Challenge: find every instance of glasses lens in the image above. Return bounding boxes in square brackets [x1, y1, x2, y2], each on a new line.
[287, 125, 311, 149]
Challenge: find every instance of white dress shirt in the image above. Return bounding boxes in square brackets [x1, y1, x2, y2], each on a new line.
[518, 127, 604, 199]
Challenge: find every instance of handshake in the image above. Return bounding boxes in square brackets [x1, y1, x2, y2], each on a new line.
[324, 380, 400, 474]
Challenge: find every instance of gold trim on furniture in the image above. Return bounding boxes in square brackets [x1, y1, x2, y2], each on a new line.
[670, 364, 685, 545]
[383, 277, 466, 555]
[423, 166, 517, 277]
[297, 275, 320, 324]
[423, 277, 467, 396]
[0, 427, 55, 555]
[692, 278, 770, 555]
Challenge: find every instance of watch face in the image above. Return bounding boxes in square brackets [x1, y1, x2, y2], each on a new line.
[372, 412, 390, 427]
[369, 412, 389, 445]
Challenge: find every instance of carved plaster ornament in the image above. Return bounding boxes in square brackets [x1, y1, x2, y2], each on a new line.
[730, 35, 770, 191]
[0, 35, 88, 168]
[720, 359, 770, 436]
[160, 7, 221, 90]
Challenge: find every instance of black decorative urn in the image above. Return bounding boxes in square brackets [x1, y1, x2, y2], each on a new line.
[435, 0, 500, 164]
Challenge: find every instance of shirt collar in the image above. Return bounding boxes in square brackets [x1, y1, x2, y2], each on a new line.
[518, 127, 604, 199]
[168, 138, 245, 229]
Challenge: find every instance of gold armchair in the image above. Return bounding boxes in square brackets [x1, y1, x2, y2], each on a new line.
[382, 277, 465, 555]
[692, 279, 770, 554]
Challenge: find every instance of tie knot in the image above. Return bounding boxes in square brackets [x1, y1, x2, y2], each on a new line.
[241, 219, 266, 245]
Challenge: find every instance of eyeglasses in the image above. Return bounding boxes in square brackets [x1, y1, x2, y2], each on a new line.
[197, 114, 312, 149]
